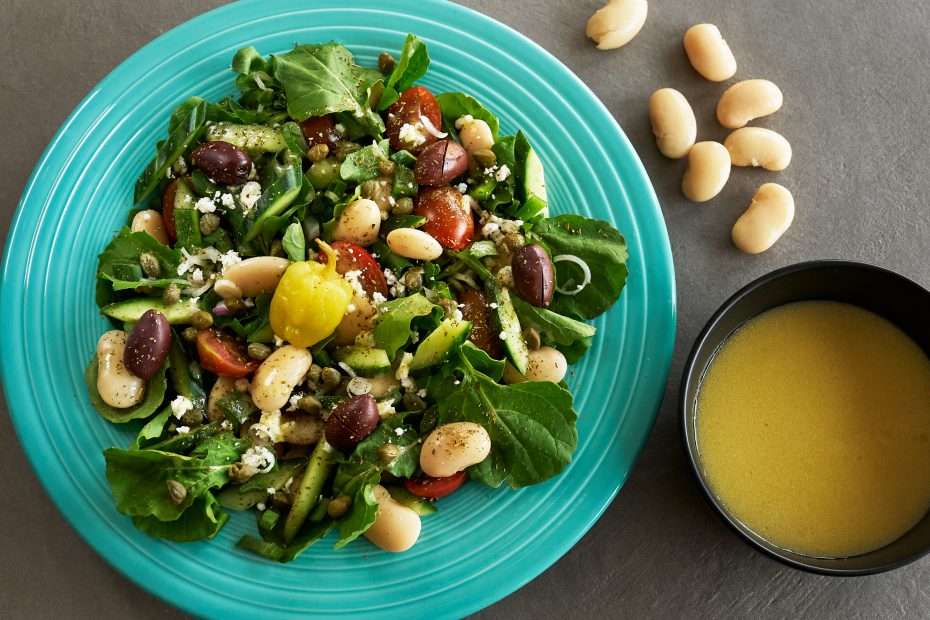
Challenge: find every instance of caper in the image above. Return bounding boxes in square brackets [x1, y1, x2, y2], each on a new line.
[180, 409, 203, 427]
[182, 326, 199, 341]
[190, 310, 213, 330]
[378, 443, 401, 465]
[306, 364, 323, 384]
[297, 395, 322, 415]
[308, 143, 329, 162]
[502, 232, 525, 254]
[378, 159, 397, 177]
[166, 480, 187, 506]
[247, 342, 271, 361]
[393, 196, 414, 215]
[378, 52, 396, 75]
[327, 494, 352, 518]
[321, 367, 342, 388]
[269, 239, 285, 257]
[473, 148, 497, 168]
[402, 391, 427, 412]
[333, 140, 361, 162]
[438, 298, 458, 319]
[161, 283, 180, 306]
[139, 252, 161, 278]
[199, 212, 220, 236]
[401, 268, 423, 290]
[523, 327, 542, 351]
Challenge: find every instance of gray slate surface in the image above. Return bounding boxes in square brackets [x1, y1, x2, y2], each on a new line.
[2, 0, 929, 618]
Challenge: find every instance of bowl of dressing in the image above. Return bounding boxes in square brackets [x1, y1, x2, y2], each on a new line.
[681, 260, 930, 575]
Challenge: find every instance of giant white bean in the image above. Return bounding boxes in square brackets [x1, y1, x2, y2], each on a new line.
[682, 141, 731, 202]
[130, 209, 170, 245]
[364, 485, 422, 552]
[96, 330, 146, 408]
[586, 0, 648, 50]
[207, 376, 237, 422]
[725, 127, 792, 171]
[459, 119, 494, 153]
[222, 256, 290, 297]
[420, 422, 492, 478]
[250, 345, 313, 412]
[731, 183, 795, 254]
[386, 228, 443, 261]
[649, 88, 697, 159]
[717, 79, 783, 129]
[332, 198, 381, 247]
[333, 293, 378, 347]
[683, 24, 737, 82]
[503, 346, 568, 384]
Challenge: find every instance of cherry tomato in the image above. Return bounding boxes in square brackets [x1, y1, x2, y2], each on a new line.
[316, 241, 389, 297]
[385, 86, 442, 154]
[196, 328, 260, 378]
[458, 289, 504, 359]
[403, 471, 468, 499]
[415, 186, 475, 250]
[161, 178, 179, 242]
[299, 114, 343, 146]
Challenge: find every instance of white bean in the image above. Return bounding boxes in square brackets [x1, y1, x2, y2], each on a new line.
[732, 183, 795, 254]
[333, 293, 377, 347]
[586, 0, 648, 50]
[250, 345, 313, 412]
[649, 88, 697, 159]
[503, 346, 568, 384]
[207, 376, 237, 422]
[367, 373, 401, 398]
[96, 330, 145, 408]
[364, 485, 421, 552]
[213, 278, 243, 300]
[724, 127, 792, 171]
[459, 119, 494, 153]
[333, 198, 381, 247]
[222, 256, 290, 297]
[420, 422, 492, 478]
[683, 24, 737, 82]
[280, 412, 323, 445]
[130, 209, 170, 245]
[717, 79, 783, 129]
[386, 228, 443, 261]
[682, 141, 731, 202]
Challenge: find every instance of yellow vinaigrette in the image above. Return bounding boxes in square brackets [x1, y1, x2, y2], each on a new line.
[270, 240, 352, 347]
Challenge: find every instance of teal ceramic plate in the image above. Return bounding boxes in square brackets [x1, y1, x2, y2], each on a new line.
[0, 0, 675, 617]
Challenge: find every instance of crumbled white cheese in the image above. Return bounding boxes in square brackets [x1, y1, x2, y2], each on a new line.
[288, 394, 302, 412]
[242, 445, 276, 473]
[395, 427, 405, 436]
[377, 399, 397, 417]
[489, 302, 499, 310]
[481, 222, 501, 238]
[372, 291, 387, 305]
[495, 165, 511, 182]
[266, 487, 276, 496]
[274, 335, 285, 347]
[176, 425, 190, 435]
[239, 181, 262, 213]
[452, 309, 463, 321]
[172, 156, 188, 176]
[220, 250, 242, 271]
[388, 195, 396, 206]
[454, 379, 461, 385]
[395, 352, 414, 384]
[253, 410, 284, 444]
[335, 123, 346, 134]
[454, 114, 474, 130]
[398, 122, 426, 146]
[256, 502, 266, 511]
[191, 268, 205, 284]
[220, 420, 232, 430]
[284, 477, 294, 491]
[170, 395, 193, 420]
[417, 388, 428, 398]
[342, 270, 367, 298]
[195, 196, 217, 214]
[346, 303, 357, 313]
[456, 182, 468, 193]
[499, 331, 507, 340]
[220, 193, 236, 208]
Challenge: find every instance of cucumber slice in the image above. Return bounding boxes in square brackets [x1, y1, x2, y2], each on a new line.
[173, 207, 202, 249]
[410, 318, 473, 372]
[392, 165, 418, 197]
[102, 298, 200, 324]
[216, 460, 307, 511]
[386, 486, 438, 516]
[487, 285, 528, 374]
[469, 177, 497, 203]
[519, 145, 549, 218]
[206, 122, 286, 153]
[332, 346, 392, 377]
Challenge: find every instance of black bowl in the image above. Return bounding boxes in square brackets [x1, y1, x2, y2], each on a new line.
[681, 260, 930, 575]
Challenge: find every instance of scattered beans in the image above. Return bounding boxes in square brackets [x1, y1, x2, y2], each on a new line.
[324, 394, 380, 452]
[649, 88, 697, 159]
[414, 140, 469, 186]
[280, 412, 323, 445]
[512, 244, 555, 308]
[368, 374, 401, 398]
[131, 209, 170, 245]
[386, 228, 444, 261]
[213, 278, 243, 300]
[420, 422, 492, 478]
[221, 256, 290, 297]
[364, 485, 421, 552]
[96, 330, 146, 408]
[503, 346, 568, 384]
[724, 127, 792, 171]
[523, 327, 542, 351]
[682, 141, 731, 202]
[124, 310, 171, 380]
[717, 79, 783, 129]
[332, 198, 382, 247]
[731, 183, 795, 254]
[207, 376, 237, 422]
[683, 24, 737, 82]
[333, 293, 377, 347]
[327, 494, 352, 518]
[251, 345, 314, 411]
[459, 119, 494, 153]
[190, 141, 252, 185]
[586, 0, 648, 50]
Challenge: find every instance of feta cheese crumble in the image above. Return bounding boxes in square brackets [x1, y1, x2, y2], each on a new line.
[398, 122, 426, 146]
[242, 445, 276, 473]
[170, 395, 193, 420]
[239, 181, 262, 213]
[195, 196, 217, 214]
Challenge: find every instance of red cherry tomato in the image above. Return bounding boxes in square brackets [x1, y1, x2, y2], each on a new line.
[299, 114, 343, 146]
[457, 288, 504, 359]
[161, 178, 179, 242]
[316, 241, 389, 297]
[403, 471, 469, 499]
[414, 186, 475, 250]
[385, 86, 442, 154]
[196, 328, 260, 378]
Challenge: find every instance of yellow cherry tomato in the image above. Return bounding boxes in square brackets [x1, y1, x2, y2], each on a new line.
[270, 240, 353, 347]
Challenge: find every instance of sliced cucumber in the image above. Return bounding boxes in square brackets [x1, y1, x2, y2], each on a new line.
[469, 177, 497, 203]
[206, 122, 286, 153]
[102, 298, 200, 325]
[216, 460, 306, 511]
[487, 285, 528, 374]
[410, 318, 473, 372]
[173, 207, 202, 249]
[519, 145, 549, 218]
[392, 165, 418, 197]
[332, 346, 392, 378]
[386, 486, 437, 516]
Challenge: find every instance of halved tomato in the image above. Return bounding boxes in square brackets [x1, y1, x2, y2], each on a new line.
[161, 178, 179, 241]
[403, 471, 469, 499]
[299, 114, 343, 146]
[316, 241, 389, 297]
[415, 186, 475, 250]
[385, 86, 442, 154]
[196, 328, 260, 378]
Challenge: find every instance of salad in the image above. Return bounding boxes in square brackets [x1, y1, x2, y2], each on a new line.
[87, 34, 629, 561]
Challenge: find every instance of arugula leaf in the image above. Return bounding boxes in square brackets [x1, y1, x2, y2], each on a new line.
[133, 491, 229, 542]
[96, 228, 186, 297]
[237, 519, 336, 563]
[134, 99, 207, 205]
[280, 121, 309, 157]
[460, 341, 505, 381]
[377, 34, 430, 111]
[216, 390, 258, 431]
[232, 46, 282, 111]
[332, 462, 379, 549]
[282, 222, 306, 261]
[132, 407, 173, 450]
[340, 139, 390, 182]
[352, 414, 422, 479]
[373, 293, 439, 359]
[511, 296, 596, 364]
[207, 97, 288, 126]
[241, 165, 302, 245]
[104, 433, 246, 521]
[435, 92, 500, 140]
[85, 356, 169, 424]
[531, 215, 628, 320]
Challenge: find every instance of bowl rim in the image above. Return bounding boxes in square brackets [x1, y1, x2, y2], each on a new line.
[679, 259, 930, 576]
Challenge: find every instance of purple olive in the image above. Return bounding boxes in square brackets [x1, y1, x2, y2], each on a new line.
[414, 140, 468, 186]
[124, 309, 171, 379]
[324, 395, 380, 453]
[512, 244, 555, 308]
[190, 141, 252, 185]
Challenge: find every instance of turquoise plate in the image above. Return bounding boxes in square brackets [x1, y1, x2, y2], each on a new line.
[0, 0, 675, 617]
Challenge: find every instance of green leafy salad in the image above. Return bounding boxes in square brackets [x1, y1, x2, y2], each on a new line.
[87, 34, 629, 561]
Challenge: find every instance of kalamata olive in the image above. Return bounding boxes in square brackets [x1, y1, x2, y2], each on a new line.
[190, 141, 252, 185]
[512, 244, 555, 308]
[124, 309, 171, 379]
[458, 289, 504, 359]
[414, 140, 469, 186]
[324, 394, 380, 453]
[299, 114, 343, 146]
